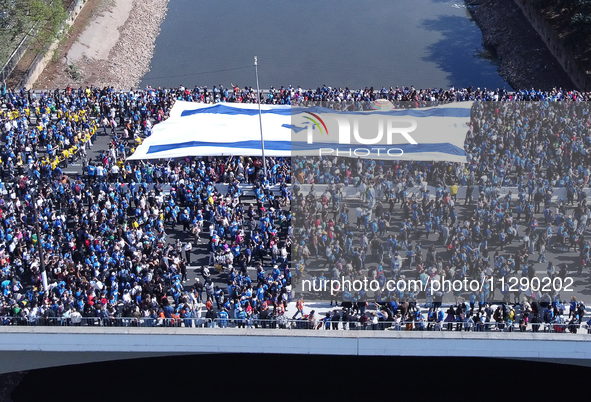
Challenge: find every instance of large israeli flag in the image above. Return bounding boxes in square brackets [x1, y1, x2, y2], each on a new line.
[128, 101, 293, 160]
[127, 101, 471, 162]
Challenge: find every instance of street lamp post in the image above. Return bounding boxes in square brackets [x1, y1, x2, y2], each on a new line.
[254, 56, 267, 180]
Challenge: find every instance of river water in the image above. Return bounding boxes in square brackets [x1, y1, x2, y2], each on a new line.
[141, 0, 509, 90]
[10, 354, 589, 402]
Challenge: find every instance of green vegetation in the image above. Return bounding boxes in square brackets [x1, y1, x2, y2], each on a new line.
[534, 0, 591, 68]
[0, 0, 69, 68]
[67, 63, 79, 80]
[535, 0, 591, 32]
[570, 0, 591, 33]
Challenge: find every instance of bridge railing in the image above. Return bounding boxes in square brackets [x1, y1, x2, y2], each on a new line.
[0, 316, 589, 334]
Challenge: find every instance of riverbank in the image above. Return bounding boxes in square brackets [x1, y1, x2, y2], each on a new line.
[468, 0, 575, 90]
[35, 0, 170, 89]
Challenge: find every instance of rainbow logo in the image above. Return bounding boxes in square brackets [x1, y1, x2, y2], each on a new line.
[369, 99, 395, 110]
[303, 111, 329, 136]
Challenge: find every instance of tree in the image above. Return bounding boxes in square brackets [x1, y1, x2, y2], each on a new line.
[570, 0, 591, 33]
[1, 0, 68, 50]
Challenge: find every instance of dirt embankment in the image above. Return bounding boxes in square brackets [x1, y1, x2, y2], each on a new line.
[35, 0, 170, 90]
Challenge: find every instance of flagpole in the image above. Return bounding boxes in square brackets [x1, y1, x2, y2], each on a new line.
[254, 56, 267, 180]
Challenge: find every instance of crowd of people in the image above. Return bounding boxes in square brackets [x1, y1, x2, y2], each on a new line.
[289, 90, 591, 333]
[234, 296, 591, 333]
[0, 82, 589, 333]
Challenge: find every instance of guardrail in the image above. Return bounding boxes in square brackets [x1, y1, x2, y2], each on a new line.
[0, 27, 35, 83]
[0, 0, 80, 85]
[1, 316, 588, 334]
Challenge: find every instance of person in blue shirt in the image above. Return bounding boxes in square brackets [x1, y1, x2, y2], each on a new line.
[214, 286, 224, 310]
[235, 307, 247, 328]
[218, 308, 229, 328]
[424, 219, 432, 239]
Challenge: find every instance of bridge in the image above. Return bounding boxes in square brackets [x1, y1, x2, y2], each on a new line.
[0, 327, 590, 374]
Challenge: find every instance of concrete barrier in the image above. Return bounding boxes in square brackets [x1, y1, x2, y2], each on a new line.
[0, 327, 589, 373]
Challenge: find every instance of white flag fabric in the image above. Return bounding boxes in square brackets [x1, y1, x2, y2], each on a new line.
[128, 101, 292, 160]
[127, 101, 471, 162]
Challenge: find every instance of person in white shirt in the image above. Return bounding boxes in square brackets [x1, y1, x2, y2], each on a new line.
[184, 242, 193, 265]
[70, 309, 82, 325]
[355, 207, 363, 229]
[96, 165, 104, 181]
[111, 164, 120, 181]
